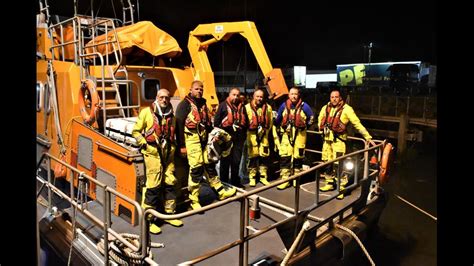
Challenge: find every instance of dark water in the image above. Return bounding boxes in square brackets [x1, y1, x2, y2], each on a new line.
[351, 128, 437, 266]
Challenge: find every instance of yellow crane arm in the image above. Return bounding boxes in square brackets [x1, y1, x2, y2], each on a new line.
[188, 21, 288, 100]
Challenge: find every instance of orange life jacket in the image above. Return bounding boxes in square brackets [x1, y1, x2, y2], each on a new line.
[281, 98, 306, 129]
[221, 97, 244, 128]
[248, 102, 270, 131]
[184, 95, 211, 130]
[319, 101, 346, 134]
[144, 103, 175, 143]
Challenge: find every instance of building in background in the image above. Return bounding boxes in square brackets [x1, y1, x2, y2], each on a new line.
[336, 61, 436, 94]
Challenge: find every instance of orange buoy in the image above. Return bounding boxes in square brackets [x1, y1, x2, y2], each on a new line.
[78, 79, 100, 125]
[378, 143, 393, 185]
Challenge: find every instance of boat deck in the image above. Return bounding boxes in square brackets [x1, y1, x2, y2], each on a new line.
[38, 178, 362, 265]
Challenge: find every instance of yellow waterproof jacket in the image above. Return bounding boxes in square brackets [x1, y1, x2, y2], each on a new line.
[317, 102, 371, 141]
[132, 106, 176, 156]
[244, 103, 273, 156]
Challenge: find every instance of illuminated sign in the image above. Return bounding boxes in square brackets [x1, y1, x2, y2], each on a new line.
[293, 66, 306, 87]
[337, 61, 421, 87]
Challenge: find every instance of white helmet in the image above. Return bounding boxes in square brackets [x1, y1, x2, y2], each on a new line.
[207, 128, 233, 162]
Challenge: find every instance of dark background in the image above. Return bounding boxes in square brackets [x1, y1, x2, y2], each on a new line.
[6, 1, 472, 265]
[5, 1, 443, 265]
[44, 0, 437, 71]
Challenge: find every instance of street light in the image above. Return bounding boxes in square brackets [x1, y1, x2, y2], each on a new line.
[367, 42, 374, 90]
[368, 42, 373, 64]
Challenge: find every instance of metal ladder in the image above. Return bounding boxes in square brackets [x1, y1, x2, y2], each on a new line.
[38, 0, 50, 24]
[78, 17, 140, 131]
[47, 14, 140, 133]
[121, 0, 137, 26]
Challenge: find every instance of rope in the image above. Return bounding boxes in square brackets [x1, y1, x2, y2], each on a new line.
[47, 61, 66, 154]
[97, 233, 164, 265]
[67, 214, 77, 266]
[64, 116, 83, 149]
[395, 194, 437, 221]
[67, 173, 85, 266]
[335, 224, 375, 266]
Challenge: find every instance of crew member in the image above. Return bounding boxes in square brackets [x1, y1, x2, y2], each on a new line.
[243, 88, 273, 187]
[274, 87, 314, 190]
[176, 80, 236, 210]
[318, 88, 375, 199]
[214, 88, 246, 187]
[132, 89, 183, 234]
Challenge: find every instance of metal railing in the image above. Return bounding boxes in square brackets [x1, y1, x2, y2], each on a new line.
[36, 153, 146, 264]
[308, 94, 436, 127]
[349, 94, 437, 123]
[47, 15, 141, 132]
[143, 134, 386, 265]
[80, 50, 141, 131]
[48, 15, 122, 65]
[37, 133, 386, 265]
[80, 16, 123, 70]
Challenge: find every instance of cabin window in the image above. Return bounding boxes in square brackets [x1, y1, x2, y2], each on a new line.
[142, 79, 160, 101]
[36, 82, 44, 112]
[44, 83, 51, 114]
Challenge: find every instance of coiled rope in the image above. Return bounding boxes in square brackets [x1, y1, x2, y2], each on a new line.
[97, 233, 164, 265]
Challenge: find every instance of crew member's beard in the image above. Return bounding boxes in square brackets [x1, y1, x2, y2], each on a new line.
[155, 100, 172, 116]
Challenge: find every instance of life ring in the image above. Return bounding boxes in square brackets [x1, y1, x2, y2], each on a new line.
[378, 142, 393, 185]
[78, 79, 100, 124]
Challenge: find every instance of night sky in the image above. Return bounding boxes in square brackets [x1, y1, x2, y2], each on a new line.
[45, 0, 437, 71]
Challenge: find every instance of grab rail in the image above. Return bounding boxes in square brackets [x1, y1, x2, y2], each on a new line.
[145, 138, 385, 264]
[36, 153, 145, 264]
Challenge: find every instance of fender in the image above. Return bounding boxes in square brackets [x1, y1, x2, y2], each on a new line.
[53, 153, 67, 178]
[78, 79, 100, 125]
[378, 143, 393, 185]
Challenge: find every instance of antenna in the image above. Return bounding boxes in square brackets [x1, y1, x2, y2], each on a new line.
[91, 0, 94, 20]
